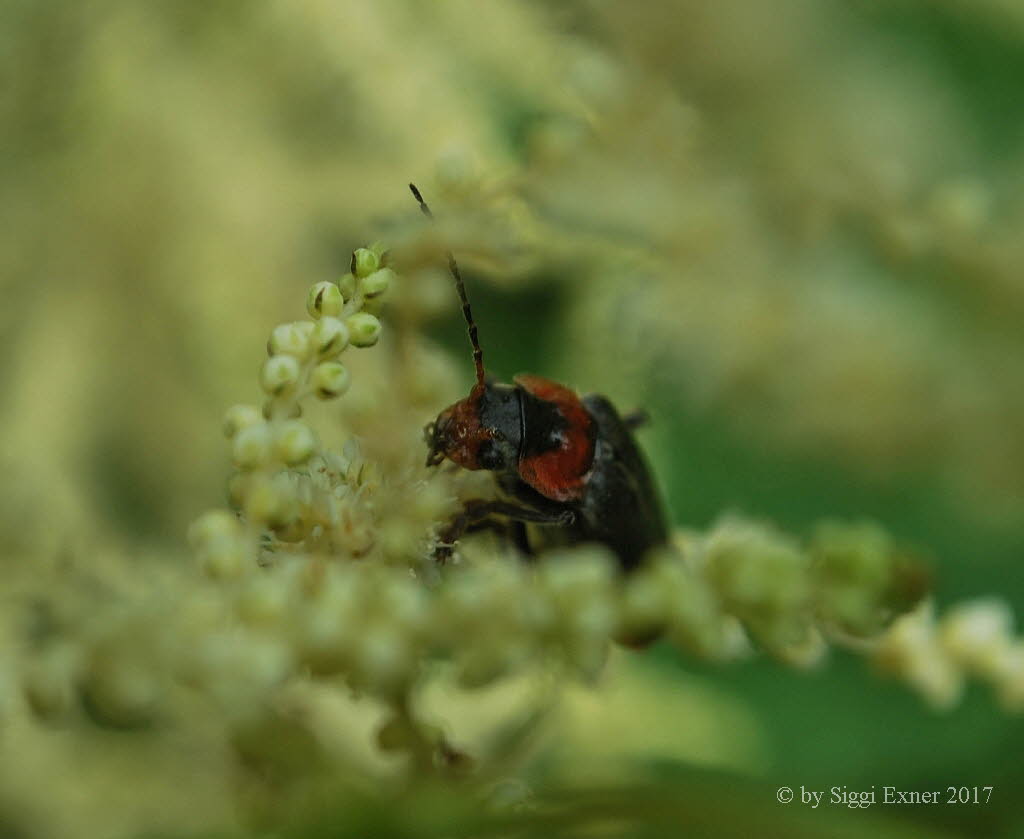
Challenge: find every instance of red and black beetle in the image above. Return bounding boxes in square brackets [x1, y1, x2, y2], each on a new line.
[411, 184, 668, 571]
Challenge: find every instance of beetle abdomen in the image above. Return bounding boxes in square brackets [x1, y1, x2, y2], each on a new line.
[522, 394, 668, 571]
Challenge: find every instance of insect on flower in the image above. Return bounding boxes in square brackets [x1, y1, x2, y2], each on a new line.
[411, 184, 668, 571]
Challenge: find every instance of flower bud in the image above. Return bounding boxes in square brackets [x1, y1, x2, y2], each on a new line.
[244, 474, 295, 528]
[538, 549, 615, 598]
[237, 576, 290, 628]
[994, 644, 1024, 712]
[306, 281, 344, 318]
[260, 354, 301, 396]
[312, 361, 351, 399]
[188, 509, 242, 550]
[360, 297, 384, 318]
[940, 600, 1013, 677]
[456, 647, 509, 690]
[298, 605, 353, 676]
[222, 404, 262, 439]
[293, 320, 315, 340]
[360, 267, 394, 299]
[261, 399, 302, 421]
[617, 567, 669, 641]
[352, 625, 410, 696]
[82, 653, 160, 728]
[23, 644, 80, 720]
[227, 472, 251, 508]
[273, 420, 317, 466]
[312, 316, 349, 357]
[267, 322, 312, 360]
[232, 422, 273, 468]
[567, 637, 609, 683]
[352, 247, 380, 279]
[346, 312, 382, 348]
[338, 272, 357, 302]
[198, 538, 247, 580]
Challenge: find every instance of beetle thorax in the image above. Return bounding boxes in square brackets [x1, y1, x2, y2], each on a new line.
[425, 382, 524, 472]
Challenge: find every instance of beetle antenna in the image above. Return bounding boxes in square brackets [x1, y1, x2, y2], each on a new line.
[409, 183, 486, 390]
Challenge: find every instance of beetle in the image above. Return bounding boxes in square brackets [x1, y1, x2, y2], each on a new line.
[411, 183, 668, 571]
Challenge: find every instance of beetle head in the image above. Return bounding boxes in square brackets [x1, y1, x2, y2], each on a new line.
[424, 382, 522, 472]
[411, 185, 522, 472]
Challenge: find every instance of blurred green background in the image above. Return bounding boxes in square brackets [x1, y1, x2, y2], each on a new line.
[3, 0, 1024, 836]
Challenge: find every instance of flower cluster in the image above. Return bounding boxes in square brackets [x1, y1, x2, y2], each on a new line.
[874, 599, 1024, 711]
[6, 3, 1024, 835]
[17, 501, 1022, 747]
[6, 224, 1023, 839]
[195, 245, 398, 578]
[11, 230, 1014, 761]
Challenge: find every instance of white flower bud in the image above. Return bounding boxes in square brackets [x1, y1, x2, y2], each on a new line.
[267, 322, 313, 360]
[353, 625, 410, 696]
[345, 312, 382, 348]
[338, 272, 357, 302]
[907, 652, 963, 710]
[360, 267, 394, 299]
[618, 569, 669, 636]
[993, 644, 1024, 711]
[261, 399, 302, 421]
[222, 404, 262, 439]
[306, 281, 344, 318]
[236, 576, 290, 627]
[244, 474, 296, 528]
[232, 422, 273, 468]
[260, 354, 301, 397]
[312, 316, 350, 358]
[940, 599, 1014, 677]
[188, 509, 242, 549]
[539, 549, 615, 598]
[23, 643, 80, 719]
[875, 602, 964, 709]
[298, 605, 354, 675]
[312, 361, 351, 399]
[456, 646, 510, 689]
[293, 320, 315, 340]
[237, 637, 295, 693]
[227, 473, 251, 509]
[190, 633, 294, 706]
[567, 637, 609, 683]
[273, 420, 317, 466]
[83, 654, 161, 727]
[378, 578, 430, 632]
[571, 598, 616, 641]
[198, 538, 248, 580]
[352, 247, 380, 279]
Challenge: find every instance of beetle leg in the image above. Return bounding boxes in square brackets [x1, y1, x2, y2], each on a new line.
[511, 520, 533, 558]
[434, 499, 573, 564]
[461, 517, 538, 559]
[463, 516, 517, 548]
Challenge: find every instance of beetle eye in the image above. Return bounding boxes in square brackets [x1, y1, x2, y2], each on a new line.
[477, 439, 503, 470]
[423, 420, 446, 467]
